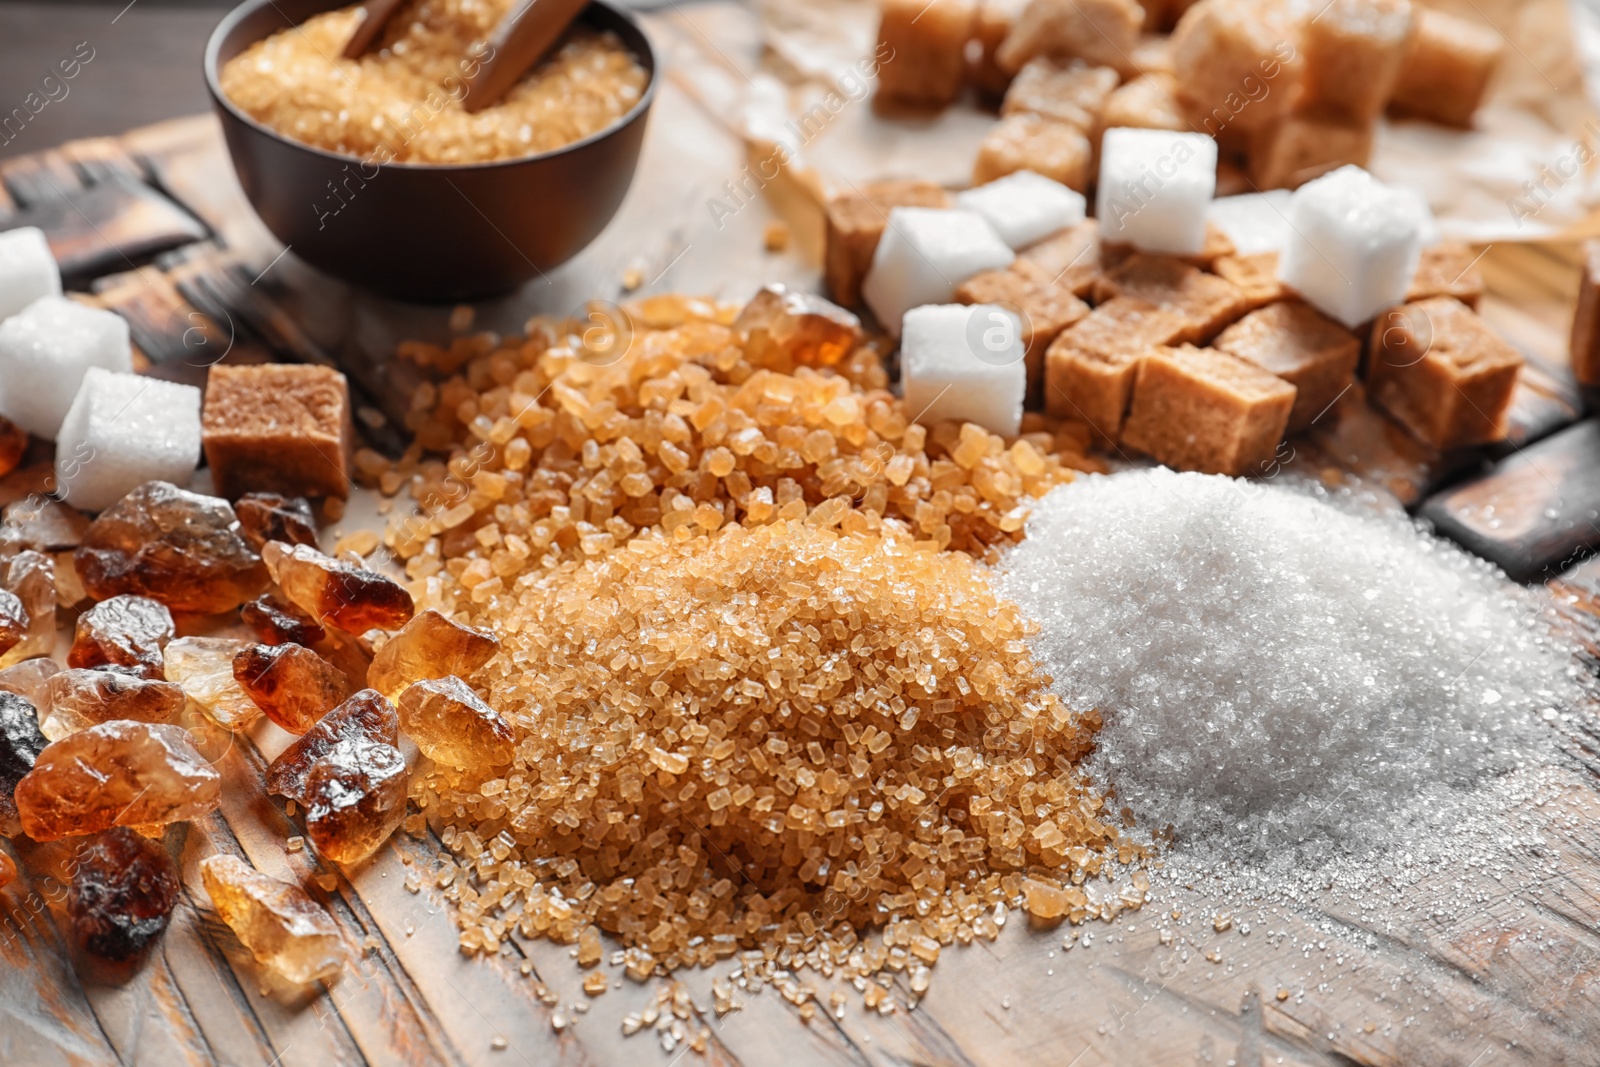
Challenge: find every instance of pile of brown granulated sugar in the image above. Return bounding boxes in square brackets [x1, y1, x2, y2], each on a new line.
[366, 291, 1146, 1024]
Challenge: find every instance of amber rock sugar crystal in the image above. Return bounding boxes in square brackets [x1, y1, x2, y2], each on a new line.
[43, 668, 186, 740]
[366, 608, 499, 701]
[263, 541, 415, 634]
[201, 854, 347, 984]
[68, 594, 175, 679]
[76, 482, 269, 615]
[16, 721, 221, 840]
[234, 493, 319, 552]
[241, 594, 327, 647]
[397, 675, 514, 768]
[267, 688, 399, 803]
[233, 642, 353, 735]
[303, 737, 410, 864]
[0, 550, 55, 668]
[163, 636, 262, 729]
[69, 827, 181, 960]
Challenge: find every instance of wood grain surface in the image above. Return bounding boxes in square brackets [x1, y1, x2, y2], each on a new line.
[0, 7, 1599, 1067]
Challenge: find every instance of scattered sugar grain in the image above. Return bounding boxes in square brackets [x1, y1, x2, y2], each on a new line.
[1000, 469, 1577, 868]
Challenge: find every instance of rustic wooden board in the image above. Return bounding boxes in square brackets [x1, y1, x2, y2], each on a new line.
[2, 8, 1600, 1067]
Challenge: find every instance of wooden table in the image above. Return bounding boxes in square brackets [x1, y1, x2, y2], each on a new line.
[2, 6, 1600, 1066]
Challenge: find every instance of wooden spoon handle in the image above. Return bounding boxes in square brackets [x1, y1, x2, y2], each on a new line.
[461, 0, 591, 114]
[342, 0, 410, 60]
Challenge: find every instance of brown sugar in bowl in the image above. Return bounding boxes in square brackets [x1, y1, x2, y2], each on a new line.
[204, 0, 657, 302]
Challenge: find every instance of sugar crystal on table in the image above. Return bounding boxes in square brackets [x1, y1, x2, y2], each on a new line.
[1298, 0, 1414, 122]
[0, 590, 26, 660]
[76, 481, 269, 615]
[266, 688, 398, 803]
[0, 657, 60, 714]
[955, 170, 1087, 251]
[0, 690, 46, 837]
[4, 498, 92, 553]
[16, 720, 221, 841]
[69, 595, 175, 680]
[43, 668, 186, 740]
[0, 297, 132, 440]
[900, 304, 1026, 435]
[1096, 128, 1218, 256]
[200, 854, 346, 984]
[0, 550, 54, 668]
[0, 226, 61, 322]
[69, 827, 180, 961]
[55, 368, 202, 513]
[163, 636, 261, 729]
[1277, 165, 1423, 329]
[1170, 0, 1303, 136]
[262, 541, 415, 634]
[302, 736, 409, 864]
[232, 642, 352, 735]
[397, 675, 514, 768]
[366, 608, 499, 701]
[1389, 7, 1505, 128]
[734, 285, 863, 370]
[242, 594, 326, 647]
[234, 493, 318, 552]
[860, 208, 1015, 335]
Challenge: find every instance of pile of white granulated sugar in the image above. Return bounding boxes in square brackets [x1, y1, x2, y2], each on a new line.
[1000, 469, 1585, 873]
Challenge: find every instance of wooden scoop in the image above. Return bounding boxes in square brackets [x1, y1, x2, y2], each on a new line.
[461, 0, 591, 113]
[341, 0, 409, 59]
[341, 0, 590, 113]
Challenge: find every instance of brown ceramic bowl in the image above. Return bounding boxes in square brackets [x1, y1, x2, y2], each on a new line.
[204, 0, 657, 302]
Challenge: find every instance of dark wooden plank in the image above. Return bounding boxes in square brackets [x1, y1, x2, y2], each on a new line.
[1419, 418, 1600, 582]
[10, 172, 210, 281]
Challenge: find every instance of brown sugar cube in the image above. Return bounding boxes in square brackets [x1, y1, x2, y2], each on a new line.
[1100, 74, 1188, 135]
[1121, 345, 1297, 475]
[1143, 0, 1202, 33]
[973, 113, 1093, 191]
[1002, 57, 1120, 131]
[1100, 222, 1237, 273]
[1017, 218, 1101, 296]
[1249, 110, 1375, 190]
[969, 0, 1030, 97]
[956, 260, 1091, 397]
[824, 179, 950, 308]
[1214, 302, 1360, 433]
[1130, 34, 1177, 76]
[1298, 0, 1415, 122]
[1044, 298, 1190, 438]
[1092, 253, 1253, 342]
[1213, 252, 1287, 311]
[996, 0, 1144, 77]
[1570, 240, 1600, 387]
[875, 0, 975, 108]
[1405, 242, 1485, 309]
[1366, 297, 1523, 449]
[1388, 9, 1504, 128]
[203, 365, 353, 501]
[1172, 0, 1304, 137]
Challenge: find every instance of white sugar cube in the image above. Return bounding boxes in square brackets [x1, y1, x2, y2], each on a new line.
[955, 170, 1087, 251]
[0, 227, 61, 323]
[0, 297, 133, 439]
[861, 208, 1015, 336]
[1278, 166, 1424, 329]
[55, 368, 202, 512]
[1206, 191, 1293, 256]
[900, 303, 1025, 436]
[1096, 128, 1218, 255]
[1390, 185, 1442, 248]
